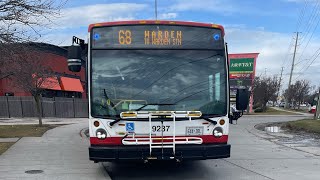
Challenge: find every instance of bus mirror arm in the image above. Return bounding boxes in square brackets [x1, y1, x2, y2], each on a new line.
[230, 110, 244, 124]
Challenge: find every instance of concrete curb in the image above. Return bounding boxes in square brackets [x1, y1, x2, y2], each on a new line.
[246, 123, 320, 156]
[0, 138, 20, 143]
[80, 127, 89, 139]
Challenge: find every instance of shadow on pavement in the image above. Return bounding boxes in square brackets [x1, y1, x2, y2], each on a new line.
[102, 160, 208, 180]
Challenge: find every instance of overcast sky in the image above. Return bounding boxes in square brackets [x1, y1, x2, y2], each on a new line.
[41, 0, 320, 92]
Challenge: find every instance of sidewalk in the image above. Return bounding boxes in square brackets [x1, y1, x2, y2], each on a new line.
[0, 117, 88, 125]
[270, 107, 313, 116]
[0, 120, 110, 180]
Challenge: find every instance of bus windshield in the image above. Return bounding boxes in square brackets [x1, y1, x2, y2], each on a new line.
[91, 49, 227, 118]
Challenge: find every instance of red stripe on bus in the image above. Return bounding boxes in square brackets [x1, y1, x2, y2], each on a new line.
[90, 135, 228, 145]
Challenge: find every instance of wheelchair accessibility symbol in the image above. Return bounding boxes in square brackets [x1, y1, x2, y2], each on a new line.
[126, 122, 135, 132]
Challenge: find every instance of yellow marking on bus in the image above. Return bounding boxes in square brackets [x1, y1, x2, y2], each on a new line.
[121, 113, 137, 117]
[139, 21, 146, 24]
[95, 23, 102, 27]
[188, 111, 202, 117]
[188, 114, 201, 117]
[212, 24, 220, 28]
[122, 114, 136, 117]
[169, 21, 176, 24]
[155, 20, 161, 24]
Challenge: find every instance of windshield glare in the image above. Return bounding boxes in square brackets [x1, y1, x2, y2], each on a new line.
[91, 50, 227, 117]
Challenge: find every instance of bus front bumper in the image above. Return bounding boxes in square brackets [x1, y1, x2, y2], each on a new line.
[89, 144, 230, 162]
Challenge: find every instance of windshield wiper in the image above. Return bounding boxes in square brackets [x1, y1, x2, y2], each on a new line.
[93, 114, 122, 127]
[135, 103, 176, 111]
[109, 117, 123, 126]
[201, 114, 226, 125]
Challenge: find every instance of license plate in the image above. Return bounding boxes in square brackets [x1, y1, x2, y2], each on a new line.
[186, 127, 203, 135]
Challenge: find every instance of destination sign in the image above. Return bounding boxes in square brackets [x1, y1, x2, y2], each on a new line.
[91, 25, 223, 49]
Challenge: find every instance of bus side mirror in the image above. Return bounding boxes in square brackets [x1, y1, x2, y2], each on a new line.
[236, 88, 249, 111]
[67, 45, 82, 72]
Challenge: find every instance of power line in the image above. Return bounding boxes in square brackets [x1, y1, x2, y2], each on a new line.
[281, 36, 294, 68]
[296, 1, 320, 62]
[283, 1, 320, 85]
[296, 0, 309, 32]
[281, 1, 309, 71]
[293, 47, 320, 81]
[298, 0, 319, 43]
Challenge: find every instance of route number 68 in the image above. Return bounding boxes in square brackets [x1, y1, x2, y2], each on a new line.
[118, 30, 132, 45]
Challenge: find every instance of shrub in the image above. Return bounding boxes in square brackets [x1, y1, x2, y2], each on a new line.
[254, 108, 264, 113]
[253, 104, 261, 109]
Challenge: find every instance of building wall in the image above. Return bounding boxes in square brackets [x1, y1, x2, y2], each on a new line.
[0, 46, 86, 98]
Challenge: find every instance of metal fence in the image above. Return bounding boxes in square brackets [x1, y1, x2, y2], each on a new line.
[0, 96, 88, 118]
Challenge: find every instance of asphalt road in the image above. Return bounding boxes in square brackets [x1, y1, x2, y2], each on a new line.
[102, 115, 320, 180]
[1, 115, 319, 180]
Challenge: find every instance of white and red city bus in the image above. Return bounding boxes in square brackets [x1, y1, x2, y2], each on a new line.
[67, 20, 248, 162]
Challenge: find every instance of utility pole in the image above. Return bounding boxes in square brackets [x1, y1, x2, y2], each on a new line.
[285, 32, 300, 108]
[264, 68, 267, 76]
[315, 87, 320, 120]
[277, 66, 284, 99]
[155, 0, 158, 20]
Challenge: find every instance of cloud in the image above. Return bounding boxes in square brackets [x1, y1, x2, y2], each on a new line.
[226, 26, 320, 87]
[159, 13, 178, 19]
[168, 0, 236, 14]
[40, 30, 87, 46]
[40, 3, 149, 45]
[51, 3, 148, 29]
[166, 0, 296, 17]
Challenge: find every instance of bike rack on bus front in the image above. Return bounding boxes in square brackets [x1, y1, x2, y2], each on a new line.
[121, 111, 203, 158]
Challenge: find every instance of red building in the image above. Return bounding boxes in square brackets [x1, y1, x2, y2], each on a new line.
[0, 43, 86, 98]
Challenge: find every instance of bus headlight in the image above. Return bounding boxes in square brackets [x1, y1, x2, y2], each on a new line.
[96, 129, 107, 139]
[213, 127, 223, 138]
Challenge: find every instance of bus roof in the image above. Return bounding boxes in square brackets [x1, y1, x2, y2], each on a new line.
[88, 20, 225, 36]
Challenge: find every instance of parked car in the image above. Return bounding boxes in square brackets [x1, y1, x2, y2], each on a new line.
[309, 105, 316, 114]
[279, 102, 285, 107]
[300, 104, 307, 107]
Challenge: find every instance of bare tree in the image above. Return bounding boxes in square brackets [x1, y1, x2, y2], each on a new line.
[294, 80, 311, 109]
[0, 44, 16, 79]
[0, 0, 65, 80]
[283, 80, 311, 109]
[7, 44, 57, 126]
[253, 75, 280, 111]
[283, 85, 295, 108]
[0, 1, 65, 126]
[0, 0, 65, 43]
